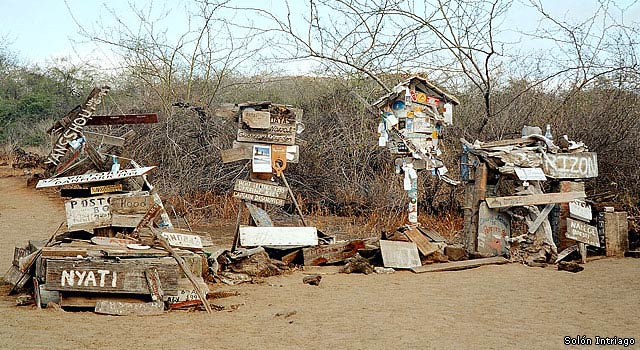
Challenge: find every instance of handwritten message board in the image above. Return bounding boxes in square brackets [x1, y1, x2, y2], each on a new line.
[543, 152, 598, 179]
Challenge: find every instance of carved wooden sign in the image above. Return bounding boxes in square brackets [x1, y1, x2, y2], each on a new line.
[45, 87, 110, 166]
[542, 152, 598, 179]
[566, 218, 600, 247]
[160, 232, 203, 249]
[233, 179, 288, 206]
[36, 166, 156, 188]
[237, 113, 296, 145]
[90, 183, 123, 195]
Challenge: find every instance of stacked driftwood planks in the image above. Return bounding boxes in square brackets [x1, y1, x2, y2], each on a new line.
[460, 127, 630, 266]
[4, 87, 213, 315]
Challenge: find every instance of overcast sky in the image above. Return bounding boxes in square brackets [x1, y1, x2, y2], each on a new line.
[1, 0, 638, 74]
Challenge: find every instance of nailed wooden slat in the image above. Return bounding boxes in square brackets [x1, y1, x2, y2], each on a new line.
[411, 256, 509, 273]
[242, 110, 271, 129]
[86, 113, 158, 126]
[302, 240, 365, 266]
[485, 191, 586, 208]
[110, 194, 152, 215]
[36, 166, 156, 188]
[404, 228, 438, 256]
[94, 300, 164, 316]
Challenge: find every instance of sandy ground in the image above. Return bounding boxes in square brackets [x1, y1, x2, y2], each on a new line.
[0, 173, 639, 350]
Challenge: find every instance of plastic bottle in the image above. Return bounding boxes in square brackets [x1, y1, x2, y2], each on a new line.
[545, 124, 553, 140]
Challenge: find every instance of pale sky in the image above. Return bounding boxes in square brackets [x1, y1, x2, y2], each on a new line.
[0, 0, 638, 74]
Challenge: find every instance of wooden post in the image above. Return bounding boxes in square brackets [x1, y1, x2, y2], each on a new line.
[231, 201, 244, 251]
[558, 181, 585, 250]
[604, 212, 629, 257]
[464, 163, 487, 253]
[280, 172, 307, 227]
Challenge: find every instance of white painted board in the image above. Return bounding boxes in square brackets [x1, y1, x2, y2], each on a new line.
[160, 232, 203, 249]
[239, 226, 318, 247]
[64, 196, 111, 231]
[36, 166, 156, 188]
[566, 218, 600, 247]
[379, 240, 421, 269]
[569, 199, 592, 222]
[514, 167, 547, 181]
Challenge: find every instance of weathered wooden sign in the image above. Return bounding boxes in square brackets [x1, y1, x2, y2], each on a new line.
[566, 218, 600, 247]
[110, 194, 151, 214]
[485, 191, 585, 208]
[379, 240, 421, 269]
[569, 199, 592, 222]
[239, 226, 318, 247]
[242, 110, 271, 129]
[86, 113, 158, 126]
[160, 232, 203, 249]
[36, 166, 156, 188]
[90, 183, 123, 195]
[477, 202, 510, 256]
[542, 152, 598, 178]
[245, 202, 274, 227]
[65, 196, 112, 231]
[45, 87, 110, 166]
[237, 113, 296, 145]
[233, 179, 288, 206]
[83, 131, 125, 147]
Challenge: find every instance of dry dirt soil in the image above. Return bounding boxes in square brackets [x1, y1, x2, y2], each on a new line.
[0, 173, 639, 350]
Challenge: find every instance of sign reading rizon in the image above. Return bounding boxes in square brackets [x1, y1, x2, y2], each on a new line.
[543, 152, 598, 179]
[45, 87, 111, 166]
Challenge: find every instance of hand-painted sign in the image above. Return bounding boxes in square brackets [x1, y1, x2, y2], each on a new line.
[239, 226, 318, 247]
[237, 113, 297, 145]
[233, 179, 288, 206]
[566, 218, 600, 247]
[542, 152, 598, 179]
[477, 202, 510, 256]
[45, 87, 110, 166]
[569, 199, 592, 222]
[86, 113, 158, 125]
[65, 196, 112, 231]
[36, 166, 156, 188]
[90, 183, 123, 195]
[160, 232, 203, 249]
[514, 167, 547, 181]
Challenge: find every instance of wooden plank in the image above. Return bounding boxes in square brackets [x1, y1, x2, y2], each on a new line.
[110, 194, 152, 214]
[477, 202, 510, 256]
[569, 199, 592, 221]
[477, 137, 533, 149]
[221, 147, 250, 163]
[485, 191, 586, 208]
[132, 203, 162, 235]
[13, 246, 30, 267]
[542, 152, 598, 179]
[86, 113, 158, 126]
[528, 203, 555, 233]
[233, 179, 288, 199]
[160, 231, 203, 249]
[64, 195, 111, 231]
[90, 237, 139, 248]
[239, 226, 318, 247]
[245, 202, 273, 227]
[418, 226, 447, 242]
[302, 240, 365, 266]
[145, 269, 163, 301]
[566, 218, 600, 247]
[111, 213, 144, 227]
[379, 240, 421, 269]
[36, 166, 156, 188]
[45, 87, 110, 166]
[412, 256, 509, 273]
[404, 227, 438, 256]
[83, 131, 126, 147]
[242, 110, 271, 129]
[90, 183, 123, 195]
[44, 257, 205, 295]
[237, 112, 297, 145]
[604, 212, 629, 257]
[59, 294, 148, 308]
[94, 300, 164, 316]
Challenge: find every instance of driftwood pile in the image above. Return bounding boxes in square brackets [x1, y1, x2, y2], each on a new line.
[460, 126, 630, 266]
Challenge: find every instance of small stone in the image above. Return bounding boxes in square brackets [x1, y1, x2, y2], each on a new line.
[303, 274, 321, 286]
[558, 261, 584, 273]
[444, 245, 467, 261]
[374, 267, 395, 274]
